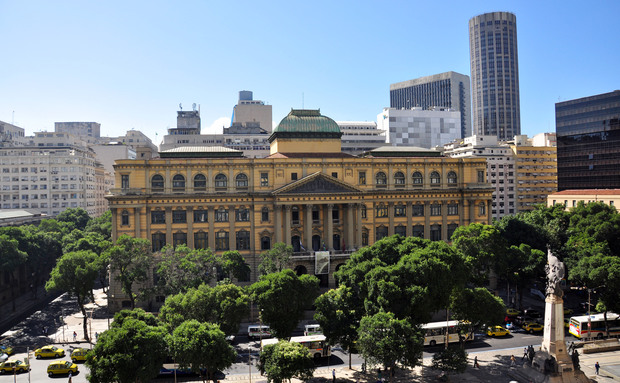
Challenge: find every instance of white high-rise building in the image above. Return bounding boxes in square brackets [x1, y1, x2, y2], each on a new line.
[378, 107, 461, 149]
[336, 121, 386, 155]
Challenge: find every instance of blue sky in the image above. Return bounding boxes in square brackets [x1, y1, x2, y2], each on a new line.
[1, 0, 619, 144]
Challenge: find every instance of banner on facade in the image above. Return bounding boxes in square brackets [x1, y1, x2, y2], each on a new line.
[315, 251, 330, 275]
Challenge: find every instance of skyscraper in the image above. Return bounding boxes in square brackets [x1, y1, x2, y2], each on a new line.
[469, 11, 521, 141]
[390, 72, 471, 138]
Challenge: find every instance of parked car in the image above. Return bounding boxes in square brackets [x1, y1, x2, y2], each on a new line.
[47, 361, 78, 377]
[487, 326, 510, 337]
[514, 315, 534, 326]
[506, 308, 521, 317]
[0, 359, 29, 374]
[523, 322, 544, 333]
[70, 348, 89, 363]
[0, 345, 14, 356]
[523, 308, 543, 319]
[34, 345, 65, 359]
[0, 354, 7, 363]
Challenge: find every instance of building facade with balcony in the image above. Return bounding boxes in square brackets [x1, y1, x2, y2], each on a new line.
[106, 109, 493, 311]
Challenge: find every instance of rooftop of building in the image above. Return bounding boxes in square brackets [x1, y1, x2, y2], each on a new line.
[362, 146, 443, 158]
[265, 152, 354, 159]
[549, 189, 620, 196]
[159, 146, 244, 158]
[269, 109, 341, 143]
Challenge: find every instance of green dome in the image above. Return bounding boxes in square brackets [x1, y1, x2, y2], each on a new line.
[269, 109, 342, 142]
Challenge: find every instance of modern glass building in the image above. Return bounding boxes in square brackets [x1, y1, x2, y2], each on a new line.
[390, 72, 471, 139]
[469, 12, 520, 141]
[555, 90, 620, 190]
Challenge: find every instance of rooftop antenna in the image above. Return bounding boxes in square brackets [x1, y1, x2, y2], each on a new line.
[192, 103, 196, 111]
[179, 103, 183, 111]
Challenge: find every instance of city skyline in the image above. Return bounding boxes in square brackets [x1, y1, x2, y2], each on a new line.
[1, 0, 619, 145]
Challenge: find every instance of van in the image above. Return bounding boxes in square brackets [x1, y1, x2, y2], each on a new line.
[248, 325, 271, 339]
[304, 324, 322, 336]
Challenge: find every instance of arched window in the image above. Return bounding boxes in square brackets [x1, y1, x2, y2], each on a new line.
[376, 226, 388, 241]
[151, 174, 164, 191]
[430, 171, 441, 185]
[261, 236, 271, 250]
[412, 171, 423, 185]
[447, 171, 457, 185]
[375, 172, 387, 186]
[215, 174, 227, 188]
[394, 171, 405, 185]
[172, 174, 185, 190]
[312, 235, 321, 251]
[236, 173, 248, 189]
[121, 210, 129, 226]
[194, 231, 208, 249]
[376, 203, 388, 218]
[193, 174, 207, 190]
[294, 265, 308, 276]
[236, 230, 250, 250]
[395, 225, 406, 237]
[215, 231, 229, 251]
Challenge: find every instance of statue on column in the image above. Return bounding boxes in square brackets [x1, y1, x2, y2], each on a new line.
[545, 248, 565, 298]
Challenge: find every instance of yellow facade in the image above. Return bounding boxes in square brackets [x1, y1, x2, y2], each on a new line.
[510, 145, 557, 212]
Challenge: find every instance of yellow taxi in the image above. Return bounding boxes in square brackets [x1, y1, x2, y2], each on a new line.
[564, 318, 570, 329]
[0, 345, 14, 356]
[487, 325, 510, 337]
[34, 345, 65, 359]
[506, 308, 520, 316]
[564, 308, 573, 316]
[70, 348, 89, 363]
[0, 359, 29, 374]
[523, 322, 544, 333]
[47, 361, 78, 377]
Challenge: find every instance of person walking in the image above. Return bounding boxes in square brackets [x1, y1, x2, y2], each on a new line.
[510, 355, 516, 367]
[73, 331, 77, 342]
[332, 368, 336, 383]
[522, 346, 528, 360]
[595, 361, 600, 375]
[473, 356, 479, 368]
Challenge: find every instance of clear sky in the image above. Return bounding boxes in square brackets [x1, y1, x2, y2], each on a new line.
[2, 0, 619, 144]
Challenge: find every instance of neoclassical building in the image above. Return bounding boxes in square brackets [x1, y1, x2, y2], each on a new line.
[106, 109, 493, 311]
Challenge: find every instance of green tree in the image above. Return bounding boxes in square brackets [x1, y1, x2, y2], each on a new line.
[85, 210, 112, 238]
[495, 244, 546, 309]
[86, 317, 167, 383]
[45, 250, 100, 341]
[451, 223, 506, 286]
[0, 234, 28, 312]
[314, 285, 360, 368]
[257, 340, 315, 383]
[570, 254, 620, 316]
[431, 346, 469, 374]
[249, 269, 320, 338]
[159, 282, 249, 336]
[167, 320, 236, 383]
[357, 311, 423, 378]
[258, 242, 292, 275]
[156, 245, 218, 295]
[105, 234, 152, 309]
[63, 230, 111, 255]
[220, 250, 251, 281]
[449, 287, 506, 345]
[111, 308, 160, 328]
[56, 207, 91, 231]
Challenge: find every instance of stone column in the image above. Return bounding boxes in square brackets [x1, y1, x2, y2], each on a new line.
[356, 203, 363, 249]
[165, 207, 172, 245]
[145, 206, 151, 243]
[326, 204, 334, 250]
[346, 203, 354, 251]
[469, 200, 475, 224]
[229, 205, 236, 250]
[424, 201, 430, 239]
[441, 202, 448, 241]
[388, 202, 394, 236]
[134, 206, 141, 238]
[187, 206, 194, 248]
[274, 205, 282, 244]
[284, 205, 291, 246]
[111, 208, 118, 241]
[304, 204, 313, 251]
[487, 200, 492, 224]
[208, 206, 215, 251]
[406, 202, 412, 237]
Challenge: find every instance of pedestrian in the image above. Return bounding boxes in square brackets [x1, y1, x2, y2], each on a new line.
[95, 332, 99, 341]
[332, 368, 336, 383]
[68, 372, 72, 383]
[73, 331, 77, 342]
[522, 346, 528, 360]
[474, 356, 479, 368]
[43, 326, 48, 336]
[510, 355, 516, 367]
[595, 361, 600, 375]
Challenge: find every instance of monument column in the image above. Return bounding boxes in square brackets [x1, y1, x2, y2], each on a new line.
[304, 204, 313, 251]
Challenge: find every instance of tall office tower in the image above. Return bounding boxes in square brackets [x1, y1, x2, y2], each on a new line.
[555, 90, 620, 190]
[232, 90, 273, 133]
[469, 11, 521, 140]
[390, 72, 471, 138]
[378, 107, 461, 149]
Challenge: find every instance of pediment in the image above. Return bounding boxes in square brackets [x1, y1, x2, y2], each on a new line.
[273, 172, 364, 195]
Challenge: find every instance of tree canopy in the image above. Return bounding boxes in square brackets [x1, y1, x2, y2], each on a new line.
[258, 242, 292, 275]
[257, 340, 315, 383]
[105, 234, 152, 309]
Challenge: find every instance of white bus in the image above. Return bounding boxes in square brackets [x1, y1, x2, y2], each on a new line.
[290, 335, 331, 359]
[422, 320, 473, 347]
[568, 313, 620, 339]
[248, 325, 272, 339]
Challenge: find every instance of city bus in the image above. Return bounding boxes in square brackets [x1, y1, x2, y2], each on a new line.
[568, 313, 620, 339]
[289, 335, 331, 359]
[422, 320, 473, 346]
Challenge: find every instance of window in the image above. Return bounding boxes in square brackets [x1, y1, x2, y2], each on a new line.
[194, 231, 208, 249]
[215, 207, 229, 222]
[412, 204, 424, 217]
[376, 203, 388, 217]
[151, 174, 164, 191]
[260, 172, 269, 187]
[236, 230, 250, 250]
[236, 207, 249, 222]
[376, 226, 388, 241]
[194, 209, 207, 223]
[173, 232, 187, 247]
[430, 171, 441, 185]
[172, 174, 185, 190]
[477, 170, 485, 183]
[261, 236, 271, 250]
[332, 208, 339, 223]
[359, 171, 366, 185]
[361, 204, 367, 219]
[412, 224, 424, 238]
[291, 173, 298, 181]
[172, 210, 186, 223]
[412, 171, 423, 185]
[394, 204, 406, 217]
[479, 202, 486, 216]
[332, 172, 338, 178]
[152, 233, 166, 252]
[447, 171, 457, 185]
[194, 174, 207, 190]
[291, 206, 300, 224]
[447, 204, 458, 215]
[430, 224, 441, 241]
[375, 172, 387, 186]
[261, 207, 269, 222]
[394, 171, 405, 185]
[215, 174, 227, 188]
[151, 211, 165, 224]
[121, 175, 129, 189]
[333, 234, 341, 251]
[121, 210, 129, 226]
[447, 224, 458, 239]
[362, 232, 369, 246]
[430, 204, 441, 216]
[236, 173, 248, 188]
[312, 207, 320, 223]
[395, 225, 406, 237]
[215, 231, 229, 251]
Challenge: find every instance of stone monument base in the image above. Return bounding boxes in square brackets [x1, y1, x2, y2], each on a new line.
[518, 351, 592, 383]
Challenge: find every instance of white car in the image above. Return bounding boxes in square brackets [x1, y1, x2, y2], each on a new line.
[0, 353, 7, 363]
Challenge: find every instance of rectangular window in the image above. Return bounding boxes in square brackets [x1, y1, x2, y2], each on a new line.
[376, 204, 388, 218]
[447, 204, 458, 215]
[173, 232, 187, 247]
[121, 174, 129, 189]
[194, 232, 208, 249]
[358, 171, 366, 185]
[152, 233, 166, 252]
[236, 208, 250, 222]
[261, 208, 269, 222]
[412, 204, 424, 217]
[215, 209, 229, 222]
[236, 231, 251, 250]
[172, 210, 187, 223]
[331, 172, 338, 178]
[151, 211, 165, 224]
[215, 231, 229, 251]
[430, 204, 441, 216]
[260, 172, 269, 187]
[394, 205, 406, 217]
[412, 225, 424, 238]
[291, 173, 298, 181]
[193, 210, 208, 223]
[430, 225, 442, 241]
[478, 170, 485, 183]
